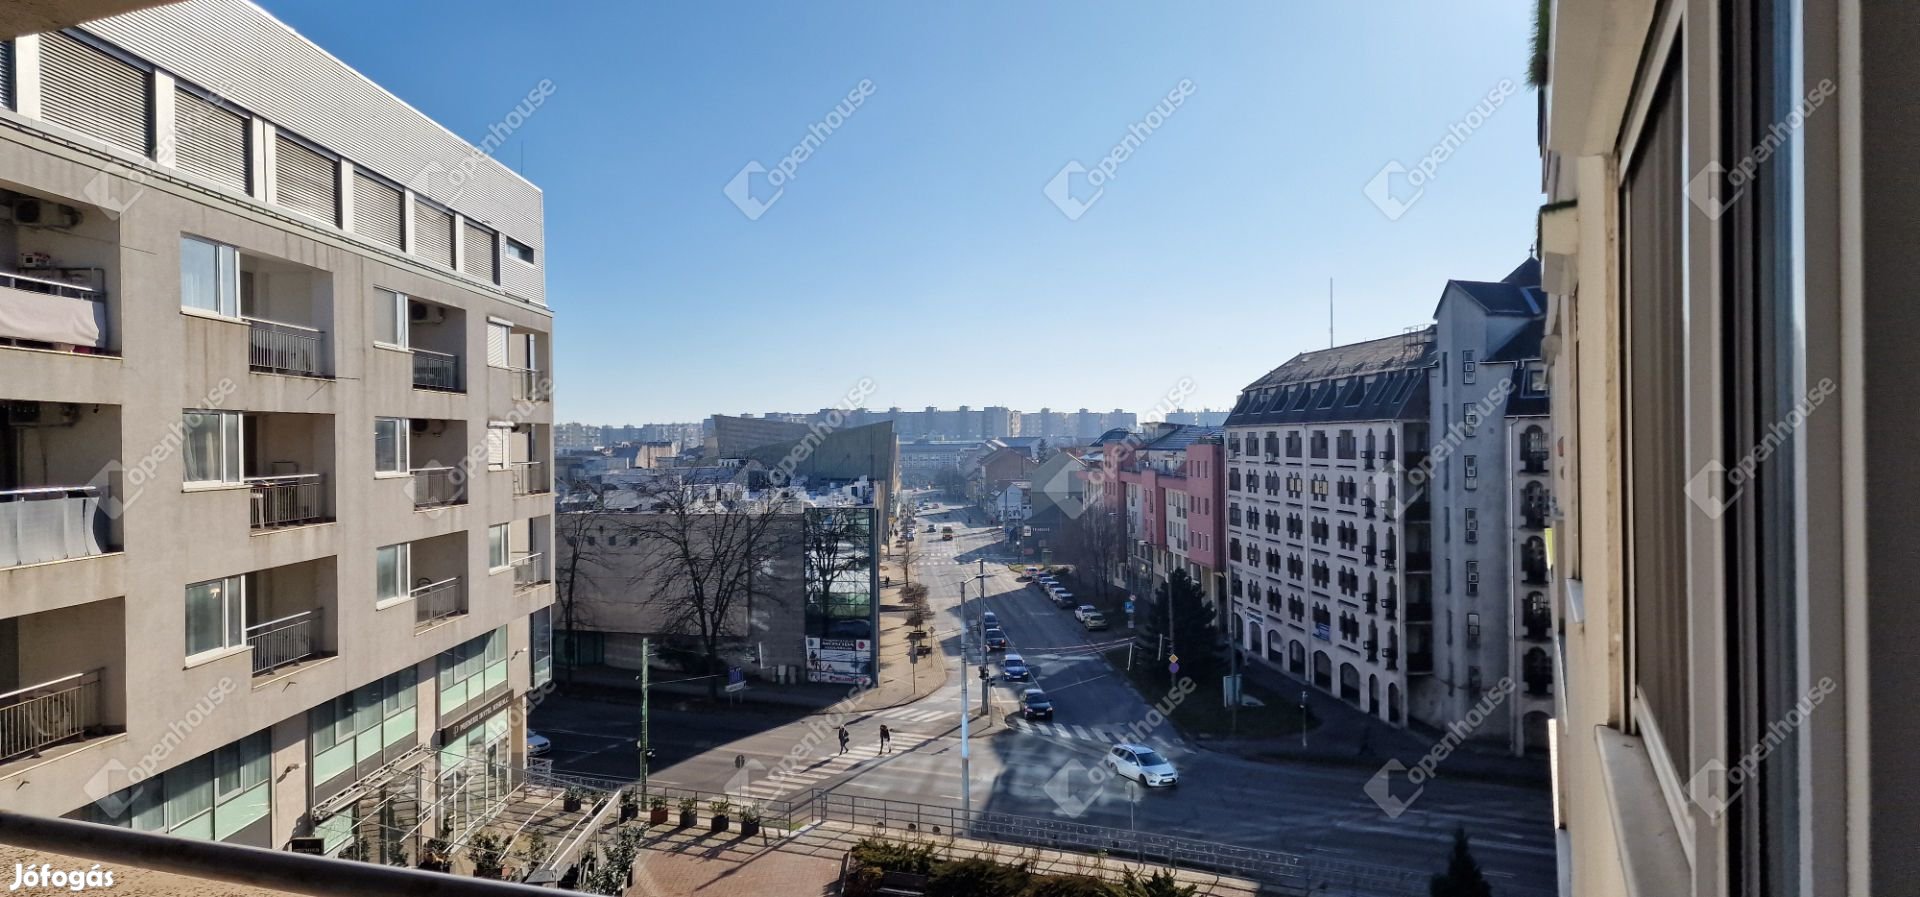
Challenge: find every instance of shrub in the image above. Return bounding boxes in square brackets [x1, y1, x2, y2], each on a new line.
[926, 856, 1030, 897]
[848, 837, 938, 876]
[1027, 873, 1122, 897]
[1120, 869, 1197, 897]
[842, 863, 886, 897]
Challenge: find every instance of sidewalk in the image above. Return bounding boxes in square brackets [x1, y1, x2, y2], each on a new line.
[1203, 657, 1550, 783]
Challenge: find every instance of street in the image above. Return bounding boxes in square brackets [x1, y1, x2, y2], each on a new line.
[531, 495, 1557, 893]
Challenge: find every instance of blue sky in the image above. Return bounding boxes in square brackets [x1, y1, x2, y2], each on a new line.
[262, 0, 1542, 424]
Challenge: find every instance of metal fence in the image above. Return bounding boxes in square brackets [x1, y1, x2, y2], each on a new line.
[247, 473, 327, 529]
[412, 348, 463, 392]
[413, 577, 465, 628]
[246, 317, 325, 377]
[244, 609, 317, 675]
[0, 669, 101, 762]
[510, 552, 546, 590]
[509, 461, 547, 496]
[508, 368, 545, 402]
[410, 467, 464, 509]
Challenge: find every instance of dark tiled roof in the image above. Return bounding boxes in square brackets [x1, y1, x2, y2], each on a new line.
[1502, 257, 1542, 286]
[1140, 425, 1223, 453]
[1226, 330, 1435, 427]
[1505, 392, 1550, 416]
[1486, 317, 1545, 363]
[1436, 258, 1545, 318]
[1091, 428, 1134, 446]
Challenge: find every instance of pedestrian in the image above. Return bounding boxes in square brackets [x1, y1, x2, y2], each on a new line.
[838, 726, 850, 755]
[879, 724, 892, 753]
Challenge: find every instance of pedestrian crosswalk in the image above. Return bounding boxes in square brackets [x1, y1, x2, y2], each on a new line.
[1001, 716, 1122, 745]
[724, 732, 933, 802]
[872, 706, 956, 725]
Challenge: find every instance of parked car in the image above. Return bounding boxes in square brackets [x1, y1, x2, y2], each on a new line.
[1050, 589, 1075, 607]
[1001, 653, 1030, 681]
[1082, 612, 1109, 631]
[527, 731, 552, 757]
[981, 611, 999, 629]
[1073, 604, 1099, 622]
[983, 628, 1008, 651]
[1104, 743, 1178, 786]
[1021, 688, 1054, 720]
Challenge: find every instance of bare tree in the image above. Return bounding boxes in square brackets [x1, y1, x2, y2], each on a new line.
[554, 486, 635, 684]
[1065, 508, 1127, 603]
[629, 475, 795, 699]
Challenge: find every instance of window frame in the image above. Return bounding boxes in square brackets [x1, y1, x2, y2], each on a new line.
[375, 543, 411, 605]
[180, 235, 242, 319]
[182, 410, 244, 486]
[373, 417, 410, 476]
[372, 288, 410, 350]
[184, 575, 246, 660]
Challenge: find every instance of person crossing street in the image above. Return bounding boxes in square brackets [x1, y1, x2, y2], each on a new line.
[878, 724, 892, 753]
[837, 726, 850, 755]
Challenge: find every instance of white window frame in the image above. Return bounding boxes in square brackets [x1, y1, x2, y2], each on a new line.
[486, 319, 512, 368]
[1463, 404, 1481, 430]
[185, 575, 246, 660]
[1461, 349, 1476, 384]
[181, 236, 241, 318]
[374, 417, 410, 476]
[1528, 365, 1547, 393]
[182, 410, 244, 486]
[504, 237, 535, 265]
[488, 524, 510, 571]
[373, 289, 410, 350]
[376, 543, 411, 605]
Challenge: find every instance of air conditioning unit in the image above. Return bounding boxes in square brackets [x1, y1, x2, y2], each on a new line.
[408, 301, 447, 325]
[4, 402, 40, 426]
[13, 199, 81, 229]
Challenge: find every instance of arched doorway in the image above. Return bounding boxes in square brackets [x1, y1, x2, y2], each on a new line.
[1388, 684, 1403, 724]
[1339, 663, 1360, 704]
[1524, 647, 1553, 696]
[1312, 651, 1332, 690]
[1523, 711, 1551, 753]
[1266, 629, 1283, 664]
[1368, 674, 1380, 716]
[1289, 640, 1305, 676]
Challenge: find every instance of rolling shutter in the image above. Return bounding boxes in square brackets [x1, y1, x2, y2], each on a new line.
[352, 172, 402, 248]
[40, 32, 150, 156]
[414, 198, 453, 267]
[486, 426, 508, 468]
[461, 221, 497, 283]
[273, 133, 337, 222]
[486, 320, 510, 367]
[1, 41, 14, 110]
[174, 87, 247, 191]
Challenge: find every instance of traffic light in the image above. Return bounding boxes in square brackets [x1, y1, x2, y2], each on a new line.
[979, 665, 989, 681]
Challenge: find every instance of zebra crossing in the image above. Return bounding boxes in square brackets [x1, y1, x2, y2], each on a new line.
[870, 705, 956, 726]
[1001, 716, 1123, 745]
[724, 731, 933, 802]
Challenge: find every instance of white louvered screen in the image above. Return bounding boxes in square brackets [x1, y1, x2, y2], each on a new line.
[414, 198, 453, 267]
[1, 41, 14, 110]
[40, 32, 150, 155]
[273, 133, 337, 222]
[486, 427, 508, 468]
[352, 172, 402, 248]
[486, 321, 510, 367]
[174, 87, 247, 190]
[461, 221, 497, 283]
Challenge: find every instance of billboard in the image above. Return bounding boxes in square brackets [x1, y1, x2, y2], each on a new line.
[805, 636, 873, 685]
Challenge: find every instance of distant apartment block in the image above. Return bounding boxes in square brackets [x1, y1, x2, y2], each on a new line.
[0, 1, 554, 859]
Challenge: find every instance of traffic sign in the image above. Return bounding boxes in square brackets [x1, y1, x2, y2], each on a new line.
[1169, 661, 1180, 675]
[1168, 653, 1179, 664]
[1124, 600, 1135, 613]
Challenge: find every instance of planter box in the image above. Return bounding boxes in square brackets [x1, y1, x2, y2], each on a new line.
[741, 820, 761, 838]
[563, 798, 582, 812]
[678, 810, 698, 828]
[650, 807, 670, 825]
[709, 815, 731, 834]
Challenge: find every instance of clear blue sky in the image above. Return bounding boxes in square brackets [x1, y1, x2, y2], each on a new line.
[261, 0, 1542, 424]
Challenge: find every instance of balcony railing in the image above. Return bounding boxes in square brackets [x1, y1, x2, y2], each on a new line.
[411, 348, 463, 392]
[245, 318, 326, 378]
[1522, 453, 1550, 474]
[1406, 651, 1434, 674]
[509, 461, 549, 496]
[511, 552, 547, 591]
[410, 467, 465, 510]
[1406, 598, 1432, 624]
[1, 485, 110, 568]
[1522, 564, 1550, 586]
[413, 577, 465, 628]
[1406, 551, 1432, 572]
[508, 368, 547, 402]
[247, 474, 327, 529]
[1522, 507, 1549, 530]
[0, 669, 102, 763]
[0, 271, 108, 352]
[244, 610, 317, 675]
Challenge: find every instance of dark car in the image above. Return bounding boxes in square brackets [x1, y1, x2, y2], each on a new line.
[983, 628, 1008, 651]
[1001, 653, 1030, 681]
[1022, 689, 1054, 720]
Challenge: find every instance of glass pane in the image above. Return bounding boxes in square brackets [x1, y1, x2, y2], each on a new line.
[215, 743, 242, 799]
[223, 413, 242, 483]
[489, 525, 507, 568]
[374, 420, 398, 473]
[316, 807, 354, 854]
[310, 704, 335, 752]
[216, 244, 239, 317]
[384, 706, 415, 748]
[313, 741, 354, 785]
[130, 785, 165, 832]
[373, 290, 400, 345]
[376, 546, 400, 601]
[185, 580, 226, 656]
[226, 576, 244, 647]
[213, 782, 268, 842]
[180, 237, 217, 312]
[182, 413, 220, 483]
[166, 755, 215, 831]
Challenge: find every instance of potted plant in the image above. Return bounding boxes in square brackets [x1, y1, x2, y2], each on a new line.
[418, 820, 453, 872]
[618, 788, 638, 823]
[738, 805, 761, 838]
[708, 798, 733, 834]
[649, 795, 670, 826]
[562, 786, 585, 813]
[467, 831, 507, 880]
[677, 795, 698, 828]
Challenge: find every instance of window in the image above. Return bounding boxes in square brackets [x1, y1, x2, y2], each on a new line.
[488, 524, 510, 570]
[1461, 350, 1476, 384]
[181, 237, 241, 317]
[1463, 455, 1478, 490]
[1462, 404, 1480, 431]
[376, 543, 410, 603]
[374, 418, 409, 474]
[487, 320, 512, 368]
[531, 607, 553, 686]
[185, 576, 244, 658]
[1464, 508, 1478, 544]
[311, 669, 417, 787]
[373, 289, 409, 347]
[504, 237, 535, 265]
[439, 628, 508, 717]
[1465, 561, 1480, 597]
[183, 411, 242, 484]
[1528, 365, 1547, 393]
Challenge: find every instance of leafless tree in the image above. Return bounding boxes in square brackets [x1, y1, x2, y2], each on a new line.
[1065, 508, 1127, 603]
[554, 486, 637, 684]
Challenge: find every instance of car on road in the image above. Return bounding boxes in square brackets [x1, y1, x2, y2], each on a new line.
[1021, 688, 1054, 720]
[981, 611, 999, 629]
[1073, 604, 1099, 622]
[1082, 612, 1109, 630]
[1104, 743, 1178, 786]
[527, 730, 552, 757]
[983, 628, 1008, 651]
[927, 524, 936, 532]
[1001, 653, 1030, 680]
[1050, 589, 1075, 607]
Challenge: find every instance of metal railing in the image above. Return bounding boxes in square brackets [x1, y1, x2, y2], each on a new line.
[410, 467, 464, 509]
[0, 485, 110, 568]
[411, 348, 463, 392]
[0, 669, 102, 763]
[509, 460, 548, 496]
[510, 552, 547, 590]
[245, 317, 326, 377]
[244, 610, 317, 675]
[247, 473, 327, 529]
[508, 367, 546, 402]
[413, 577, 465, 628]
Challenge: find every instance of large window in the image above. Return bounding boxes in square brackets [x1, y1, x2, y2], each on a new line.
[310, 667, 417, 786]
[488, 524, 510, 570]
[183, 411, 243, 484]
[438, 628, 507, 718]
[374, 418, 409, 474]
[181, 236, 241, 317]
[376, 543, 410, 603]
[372, 289, 409, 348]
[185, 575, 244, 658]
[84, 731, 270, 844]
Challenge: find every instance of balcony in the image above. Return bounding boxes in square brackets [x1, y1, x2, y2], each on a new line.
[1, 486, 110, 569]
[508, 368, 547, 403]
[245, 318, 326, 378]
[0, 669, 102, 763]
[243, 609, 318, 676]
[1403, 449, 1429, 470]
[413, 577, 466, 629]
[1522, 563, 1549, 586]
[247, 474, 328, 530]
[1522, 452, 1550, 475]
[1405, 551, 1432, 572]
[509, 460, 549, 496]
[410, 467, 465, 510]
[0, 271, 109, 354]
[1406, 597, 1433, 624]
[411, 348, 463, 392]
[511, 552, 548, 591]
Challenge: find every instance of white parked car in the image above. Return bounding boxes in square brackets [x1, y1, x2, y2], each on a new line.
[1104, 743, 1178, 787]
[1073, 604, 1099, 622]
[527, 730, 552, 757]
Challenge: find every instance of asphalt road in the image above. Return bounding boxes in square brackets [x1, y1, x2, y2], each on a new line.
[530, 494, 1557, 893]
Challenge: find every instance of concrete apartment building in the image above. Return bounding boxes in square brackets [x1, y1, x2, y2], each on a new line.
[1539, 0, 1920, 893]
[1094, 425, 1227, 622]
[1420, 260, 1555, 754]
[0, 0, 554, 858]
[1224, 333, 1434, 726]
